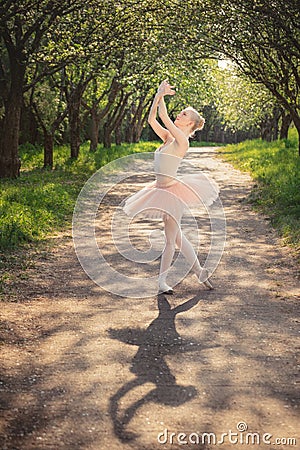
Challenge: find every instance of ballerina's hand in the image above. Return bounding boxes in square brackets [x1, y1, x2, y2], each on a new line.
[157, 79, 176, 96]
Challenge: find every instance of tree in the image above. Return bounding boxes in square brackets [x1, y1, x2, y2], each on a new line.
[28, 75, 67, 168]
[201, 0, 300, 152]
[0, 0, 83, 178]
[213, 62, 281, 140]
[82, 76, 121, 151]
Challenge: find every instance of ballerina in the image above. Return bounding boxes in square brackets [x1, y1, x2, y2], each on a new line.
[123, 80, 219, 294]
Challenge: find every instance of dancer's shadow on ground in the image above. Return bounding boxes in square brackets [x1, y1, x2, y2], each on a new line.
[108, 294, 220, 442]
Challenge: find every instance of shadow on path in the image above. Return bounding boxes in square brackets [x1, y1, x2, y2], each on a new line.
[108, 294, 220, 442]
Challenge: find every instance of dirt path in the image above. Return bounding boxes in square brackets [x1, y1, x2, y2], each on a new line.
[1, 147, 299, 450]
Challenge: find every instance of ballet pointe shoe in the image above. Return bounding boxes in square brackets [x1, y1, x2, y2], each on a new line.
[158, 281, 173, 295]
[158, 276, 173, 295]
[199, 268, 214, 290]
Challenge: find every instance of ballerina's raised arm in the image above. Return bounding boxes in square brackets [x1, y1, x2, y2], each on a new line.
[148, 80, 202, 157]
[147, 80, 178, 143]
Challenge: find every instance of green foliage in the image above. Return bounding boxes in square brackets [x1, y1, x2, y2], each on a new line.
[0, 141, 156, 250]
[219, 128, 300, 249]
[201, 0, 300, 139]
[213, 62, 276, 132]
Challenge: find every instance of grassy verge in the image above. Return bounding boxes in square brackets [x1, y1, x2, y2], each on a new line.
[0, 141, 157, 250]
[190, 140, 225, 147]
[218, 128, 300, 253]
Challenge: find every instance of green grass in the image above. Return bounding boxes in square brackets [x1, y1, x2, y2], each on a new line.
[218, 128, 300, 251]
[190, 140, 225, 147]
[0, 141, 157, 251]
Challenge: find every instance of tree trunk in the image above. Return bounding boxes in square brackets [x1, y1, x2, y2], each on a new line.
[87, 77, 121, 150]
[20, 103, 39, 145]
[0, 47, 26, 178]
[43, 132, 54, 168]
[125, 97, 146, 143]
[102, 92, 130, 148]
[280, 112, 292, 140]
[261, 117, 273, 141]
[69, 105, 81, 158]
[292, 117, 300, 156]
[131, 112, 145, 143]
[132, 123, 143, 143]
[263, 86, 300, 155]
[286, 108, 300, 155]
[124, 123, 133, 143]
[89, 108, 100, 152]
[0, 81, 23, 178]
[115, 127, 122, 146]
[103, 124, 112, 148]
[68, 88, 83, 159]
[31, 99, 68, 169]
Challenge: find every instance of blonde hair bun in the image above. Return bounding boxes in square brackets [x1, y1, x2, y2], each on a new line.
[186, 106, 205, 132]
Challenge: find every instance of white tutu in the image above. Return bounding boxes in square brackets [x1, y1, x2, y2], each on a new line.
[123, 173, 219, 220]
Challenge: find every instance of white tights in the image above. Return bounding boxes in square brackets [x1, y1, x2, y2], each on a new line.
[159, 215, 203, 284]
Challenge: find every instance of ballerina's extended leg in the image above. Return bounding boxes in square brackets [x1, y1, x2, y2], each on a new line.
[175, 231, 214, 290]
